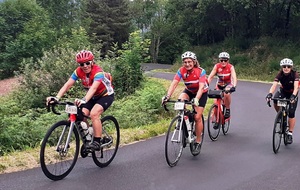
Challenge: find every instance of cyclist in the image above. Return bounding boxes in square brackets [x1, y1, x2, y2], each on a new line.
[46, 50, 114, 151]
[162, 51, 208, 154]
[207, 52, 237, 118]
[266, 58, 299, 144]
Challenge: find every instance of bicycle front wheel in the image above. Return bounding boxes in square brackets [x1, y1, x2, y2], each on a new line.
[273, 111, 283, 154]
[92, 116, 120, 167]
[207, 104, 221, 141]
[165, 116, 184, 167]
[40, 120, 80, 181]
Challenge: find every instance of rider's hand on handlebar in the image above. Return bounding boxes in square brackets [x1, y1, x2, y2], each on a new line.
[265, 93, 272, 101]
[75, 98, 86, 107]
[230, 86, 236, 92]
[46, 96, 59, 106]
[192, 98, 199, 107]
[290, 94, 296, 103]
[161, 95, 170, 105]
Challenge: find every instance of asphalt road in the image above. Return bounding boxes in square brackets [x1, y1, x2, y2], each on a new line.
[1, 64, 300, 190]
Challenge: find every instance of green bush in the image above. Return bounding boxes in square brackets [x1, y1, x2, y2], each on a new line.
[107, 78, 166, 128]
[113, 31, 151, 99]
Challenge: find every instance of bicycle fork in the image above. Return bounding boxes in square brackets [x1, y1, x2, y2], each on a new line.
[56, 114, 76, 153]
[171, 116, 184, 143]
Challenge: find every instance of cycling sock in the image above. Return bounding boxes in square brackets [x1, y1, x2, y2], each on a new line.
[94, 137, 102, 143]
[288, 131, 293, 135]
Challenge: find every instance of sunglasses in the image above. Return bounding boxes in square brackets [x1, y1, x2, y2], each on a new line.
[282, 65, 292, 69]
[79, 61, 92, 67]
[220, 59, 228, 62]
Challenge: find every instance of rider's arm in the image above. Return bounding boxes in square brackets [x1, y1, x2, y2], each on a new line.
[207, 65, 217, 85]
[231, 66, 237, 87]
[268, 81, 279, 94]
[56, 78, 76, 99]
[166, 80, 179, 98]
[195, 82, 204, 100]
[83, 81, 101, 102]
[292, 80, 299, 96]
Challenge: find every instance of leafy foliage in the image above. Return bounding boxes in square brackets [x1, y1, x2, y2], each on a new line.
[0, 0, 56, 79]
[113, 31, 151, 99]
[84, 0, 131, 56]
[106, 78, 166, 129]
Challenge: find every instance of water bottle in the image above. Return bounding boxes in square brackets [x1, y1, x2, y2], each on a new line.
[80, 122, 92, 142]
[184, 116, 192, 143]
[88, 126, 93, 140]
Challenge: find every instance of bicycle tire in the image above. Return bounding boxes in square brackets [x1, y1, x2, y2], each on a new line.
[283, 123, 288, 146]
[222, 117, 230, 135]
[190, 115, 205, 156]
[92, 115, 120, 167]
[40, 120, 80, 181]
[272, 111, 283, 154]
[207, 104, 221, 141]
[165, 115, 184, 167]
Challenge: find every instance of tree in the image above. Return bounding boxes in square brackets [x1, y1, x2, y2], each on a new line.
[84, 0, 131, 57]
[0, 0, 55, 79]
[36, 0, 83, 32]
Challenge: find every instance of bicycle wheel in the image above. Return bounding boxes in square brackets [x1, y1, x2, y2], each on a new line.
[190, 115, 205, 156]
[165, 116, 184, 167]
[92, 115, 120, 167]
[283, 119, 289, 146]
[273, 111, 283, 154]
[222, 117, 230, 135]
[207, 104, 221, 141]
[40, 120, 80, 180]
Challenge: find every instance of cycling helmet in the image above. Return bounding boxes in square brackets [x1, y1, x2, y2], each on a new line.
[280, 58, 293, 66]
[76, 50, 94, 63]
[181, 51, 197, 60]
[218, 52, 230, 59]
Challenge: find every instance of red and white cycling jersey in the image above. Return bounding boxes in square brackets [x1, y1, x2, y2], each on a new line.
[71, 64, 114, 97]
[214, 63, 233, 87]
[174, 66, 208, 94]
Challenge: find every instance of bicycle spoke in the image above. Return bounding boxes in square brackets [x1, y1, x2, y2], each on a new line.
[222, 118, 230, 135]
[40, 120, 79, 180]
[92, 116, 120, 168]
[273, 112, 283, 154]
[207, 105, 221, 141]
[165, 116, 183, 167]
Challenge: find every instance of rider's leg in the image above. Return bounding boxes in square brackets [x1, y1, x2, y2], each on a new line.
[289, 118, 295, 132]
[90, 104, 104, 139]
[224, 93, 231, 109]
[194, 106, 204, 143]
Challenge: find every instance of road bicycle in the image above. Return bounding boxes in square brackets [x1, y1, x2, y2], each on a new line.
[40, 100, 120, 181]
[207, 89, 232, 141]
[163, 99, 204, 167]
[268, 98, 292, 154]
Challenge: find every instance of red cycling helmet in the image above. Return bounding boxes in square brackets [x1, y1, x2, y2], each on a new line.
[76, 50, 94, 63]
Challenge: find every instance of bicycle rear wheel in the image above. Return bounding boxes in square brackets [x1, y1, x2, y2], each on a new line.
[92, 116, 120, 167]
[207, 104, 221, 141]
[222, 117, 230, 135]
[273, 111, 283, 154]
[190, 115, 205, 156]
[40, 120, 80, 181]
[165, 116, 184, 167]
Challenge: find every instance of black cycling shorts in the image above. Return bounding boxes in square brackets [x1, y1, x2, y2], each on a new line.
[182, 89, 208, 108]
[273, 90, 298, 118]
[83, 94, 114, 112]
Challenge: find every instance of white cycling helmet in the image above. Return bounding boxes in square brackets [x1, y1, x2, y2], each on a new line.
[181, 51, 197, 60]
[280, 58, 293, 66]
[218, 52, 230, 59]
